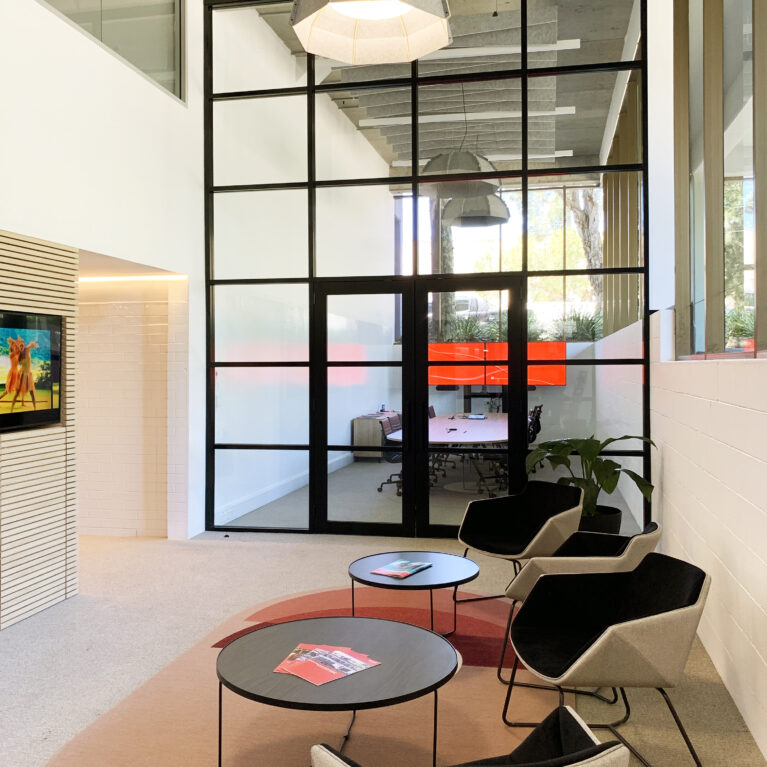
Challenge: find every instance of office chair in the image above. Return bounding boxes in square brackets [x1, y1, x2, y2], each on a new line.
[376, 417, 403, 496]
[503, 552, 710, 767]
[310, 706, 629, 767]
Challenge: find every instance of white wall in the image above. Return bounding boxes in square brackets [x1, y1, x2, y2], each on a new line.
[77, 281, 171, 536]
[594, 320, 645, 529]
[651, 311, 767, 759]
[0, 0, 206, 537]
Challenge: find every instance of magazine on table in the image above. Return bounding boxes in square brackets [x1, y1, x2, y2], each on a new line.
[370, 559, 433, 579]
[274, 644, 380, 686]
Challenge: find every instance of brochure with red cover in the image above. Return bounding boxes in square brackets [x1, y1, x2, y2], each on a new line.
[371, 559, 433, 579]
[274, 644, 380, 686]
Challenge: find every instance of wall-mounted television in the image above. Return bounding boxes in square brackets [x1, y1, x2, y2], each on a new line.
[0, 311, 62, 432]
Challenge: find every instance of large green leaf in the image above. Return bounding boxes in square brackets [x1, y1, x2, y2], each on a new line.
[621, 469, 655, 500]
[592, 458, 621, 493]
[574, 437, 602, 462]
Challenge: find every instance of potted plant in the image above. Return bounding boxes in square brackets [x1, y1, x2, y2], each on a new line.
[525, 435, 655, 533]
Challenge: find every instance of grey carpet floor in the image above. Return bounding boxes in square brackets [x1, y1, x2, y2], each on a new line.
[0, 534, 762, 767]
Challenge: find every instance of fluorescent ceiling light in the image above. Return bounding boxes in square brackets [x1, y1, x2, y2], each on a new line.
[422, 39, 581, 59]
[392, 150, 574, 167]
[359, 106, 576, 128]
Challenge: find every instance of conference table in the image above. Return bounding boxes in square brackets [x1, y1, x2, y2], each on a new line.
[387, 413, 508, 445]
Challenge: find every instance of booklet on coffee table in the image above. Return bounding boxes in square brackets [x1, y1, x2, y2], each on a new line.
[370, 559, 433, 579]
[274, 644, 380, 686]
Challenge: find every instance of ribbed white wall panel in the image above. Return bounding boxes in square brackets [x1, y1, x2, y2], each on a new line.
[0, 229, 77, 629]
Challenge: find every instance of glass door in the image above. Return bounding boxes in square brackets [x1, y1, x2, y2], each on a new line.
[414, 277, 527, 537]
[313, 281, 415, 536]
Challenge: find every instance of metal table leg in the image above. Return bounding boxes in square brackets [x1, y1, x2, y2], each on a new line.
[432, 690, 438, 767]
[351, 578, 355, 616]
[218, 681, 222, 767]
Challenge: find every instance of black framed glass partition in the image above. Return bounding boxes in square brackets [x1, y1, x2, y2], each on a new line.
[204, 0, 650, 536]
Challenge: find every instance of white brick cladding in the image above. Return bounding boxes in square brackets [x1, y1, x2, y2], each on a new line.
[77, 280, 188, 538]
[650, 312, 767, 759]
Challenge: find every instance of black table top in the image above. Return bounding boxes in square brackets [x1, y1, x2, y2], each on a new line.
[216, 617, 459, 711]
[348, 551, 480, 591]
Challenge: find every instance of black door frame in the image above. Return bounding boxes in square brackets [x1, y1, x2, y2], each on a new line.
[412, 274, 527, 538]
[312, 279, 416, 537]
[312, 273, 526, 538]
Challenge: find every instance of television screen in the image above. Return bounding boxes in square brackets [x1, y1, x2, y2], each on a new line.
[0, 311, 62, 431]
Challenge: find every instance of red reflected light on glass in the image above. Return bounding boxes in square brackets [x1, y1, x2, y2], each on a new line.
[328, 366, 368, 386]
[327, 343, 367, 361]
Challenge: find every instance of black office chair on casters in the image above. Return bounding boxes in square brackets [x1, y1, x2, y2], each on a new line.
[376, 417, 402, 496]
[503, 552, 710, 767]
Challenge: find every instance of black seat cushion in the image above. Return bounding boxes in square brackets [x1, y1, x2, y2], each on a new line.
[511, 553, 706, 678]
[552, 531, 632, 558]
[448, 706, 620, 767]
[460, 481, 582, 557]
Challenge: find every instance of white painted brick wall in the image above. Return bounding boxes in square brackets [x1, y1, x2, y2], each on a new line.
[650, 311, 767, 759]
[77, 281, 180, 537]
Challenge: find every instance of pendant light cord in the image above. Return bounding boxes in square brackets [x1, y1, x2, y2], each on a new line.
[459, 82, 469, 151]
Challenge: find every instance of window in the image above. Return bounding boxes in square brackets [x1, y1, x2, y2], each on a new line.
[45, 0, 182, 97]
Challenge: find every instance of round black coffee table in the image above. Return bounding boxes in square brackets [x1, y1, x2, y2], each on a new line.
[216, 616, 459, 767]
[348, 551, 480, 636]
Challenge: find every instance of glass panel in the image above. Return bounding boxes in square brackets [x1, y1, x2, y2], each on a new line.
[316, 86, 410, 181]
[213, 190, 308, 280]
[427, 289, 509, 343]
[528, 275, 642, 357]
[527, 0, 640, 69]
[530, 364, 643, 443]
[723, 0, 755, 352]
[417, 7, 521, 79]
[213, 4, 307, 92]
[317, 59, 410, 87]
[529, 172, 641, 272]
[214, 284, 309, 362]
[328, 368, 402, 446]
[213, 97, 307, 186]
[418, 78, 522, 174]
[316, 184, 407, 277]
[689, 0, 705, 352]
[528, 187, 565, 271]
[214, 449, 309, 528]
[48, 1, 181, 96]
[429, 451, 509, 527]
[416, 187, 522, 274]
[528, 72, 642, 170]
[215, 368, 308, 445]
[327, 450, 402, 524]
[328, 295, 402, 362]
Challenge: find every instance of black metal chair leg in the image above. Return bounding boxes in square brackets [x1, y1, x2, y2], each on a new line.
[496, 600, 516, 683]
[658, 688, 703, 766]
[500, 656, 544, 729]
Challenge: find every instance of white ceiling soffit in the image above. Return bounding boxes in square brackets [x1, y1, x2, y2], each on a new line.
[78, 250, 176, 277]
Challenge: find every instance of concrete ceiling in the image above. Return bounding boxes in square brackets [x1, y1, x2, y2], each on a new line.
[257, 0, 638, 173]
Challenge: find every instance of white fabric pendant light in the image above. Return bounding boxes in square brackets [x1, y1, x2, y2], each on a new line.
[421, 150, 501, 198]
[442, 194, 510, 227]
[290, 0, 451, 65]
